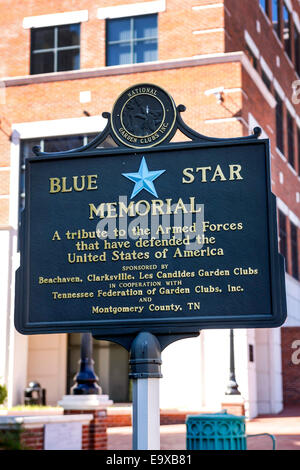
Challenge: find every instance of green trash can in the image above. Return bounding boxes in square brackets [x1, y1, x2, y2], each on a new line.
[186, 411, 246, 450]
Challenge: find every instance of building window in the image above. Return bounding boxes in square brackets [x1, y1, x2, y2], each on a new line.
[291, 222, 299, 280]
[295, 27, 300, 76]
[275, 92, 284, 154]
[298, 126, 300, 176]
[106, 14, 158, 66]
[287, 111, 295, 167]
[245, 45, 258, 71]
[272, 0, 281, 38]
[283, 3, 292, 58]
[259, 0, 269, 16]
[30, 24, 80, 74]
[279, 210, 288, 271]
[262, 69, 272, 90]
[249, 344, 255, 363]
[19, 134, 97, 213]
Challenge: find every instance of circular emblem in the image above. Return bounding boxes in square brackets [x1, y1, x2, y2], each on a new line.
[111, 83, 177, 148]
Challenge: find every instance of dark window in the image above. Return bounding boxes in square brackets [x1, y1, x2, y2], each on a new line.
[19, 139, 38, 214]
[249, 344, 255, 363]
[291, 222, 299, 280]
[283, 3, 292, 58]
[31, 24, 80, 74]
[295, 28, 300, 76]
[275, 92, 284, 154]
[287, 112, 295, 167]
[298, 127, 300, 176]
[262, 69, 272, 90]
[260, 0, 269, 15]
[106, 14, 158, 66]
[43, 135, 83, 153]
[19, 134, 97, 213]
[272, 0, 281, 38]
[279, 210, 288, 271]
[245, 45, 258, 70]
[260, 0, 266, 9]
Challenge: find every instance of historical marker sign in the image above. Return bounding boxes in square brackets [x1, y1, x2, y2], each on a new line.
[15, 84, 287, 338]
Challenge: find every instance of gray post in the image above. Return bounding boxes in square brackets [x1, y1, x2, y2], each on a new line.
[129, 332, 162, 450]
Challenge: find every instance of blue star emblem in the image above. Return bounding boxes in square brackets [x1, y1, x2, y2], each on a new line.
[122, 157, 165, 199]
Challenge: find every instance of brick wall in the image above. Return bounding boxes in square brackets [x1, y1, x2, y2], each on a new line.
[0, 411, 107, 450]
[0, 1, 227, 77]
[106, 409, 203, 427]
[107, 413, 132, 428]
[225, 0, 300, 95]
[224, 0, 300, 283]
[20, 426, 44, 450]
[64, 409, 108, 450]
[225, 0, 300, 206]
[281, 327, 300, 406]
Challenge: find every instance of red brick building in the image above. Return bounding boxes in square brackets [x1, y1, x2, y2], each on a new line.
[0, 0, 299, 418]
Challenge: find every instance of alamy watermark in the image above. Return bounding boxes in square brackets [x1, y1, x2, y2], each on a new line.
[95, 196, 205, 251]
[291, 339, 300, 365]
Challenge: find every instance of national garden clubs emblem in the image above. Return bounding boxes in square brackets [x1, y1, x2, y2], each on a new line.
[111, 83, 177, 148]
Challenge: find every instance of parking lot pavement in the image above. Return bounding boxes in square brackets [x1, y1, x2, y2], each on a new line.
[107, 407, 300, 450]
[246, 407, 300, 451]
[107, 424, 186, 450]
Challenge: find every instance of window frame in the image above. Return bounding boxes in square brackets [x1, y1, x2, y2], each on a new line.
[278, 210, 288, 272]
[261, 68, 272, 90]
[298, 126, 300, 176]
[290, 222, 299, 280]
[295, 27, 300, 77]
[30, 23, 81, 75]
[259, 0, 270, 16]
[245, 44, 259, 71]
[19, 133, 97, 213]
[283, 2, 292, 58]
[287, 110, 295, 167]
[272, 0, 282, 38]
[275, 92, 284, 154]
[105, 14, 158, 66]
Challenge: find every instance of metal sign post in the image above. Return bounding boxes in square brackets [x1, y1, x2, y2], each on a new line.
[130, 332, 161, 450]
[132, 377, 160, 450]
[127, 331, 199, 450]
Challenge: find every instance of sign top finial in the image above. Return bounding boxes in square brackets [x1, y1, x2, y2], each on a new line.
[110, 83, 177, 149]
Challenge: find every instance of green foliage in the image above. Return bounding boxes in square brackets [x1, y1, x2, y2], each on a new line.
[0, 427, 28, 450]
[0, 384, 7, 405]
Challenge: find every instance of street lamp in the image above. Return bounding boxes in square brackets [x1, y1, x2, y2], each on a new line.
[71, 332, 101, 395]
[225, 329, 241, 395]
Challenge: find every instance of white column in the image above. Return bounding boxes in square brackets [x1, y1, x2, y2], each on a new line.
[256, 328, 283, 415]
[0, 229, 11, 385]
[0, 226, 29, 407]
[245, 329, 258, 418]
[269, 327, 283, 414]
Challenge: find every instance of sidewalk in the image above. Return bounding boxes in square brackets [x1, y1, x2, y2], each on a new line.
[107, 407, 300, 450]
